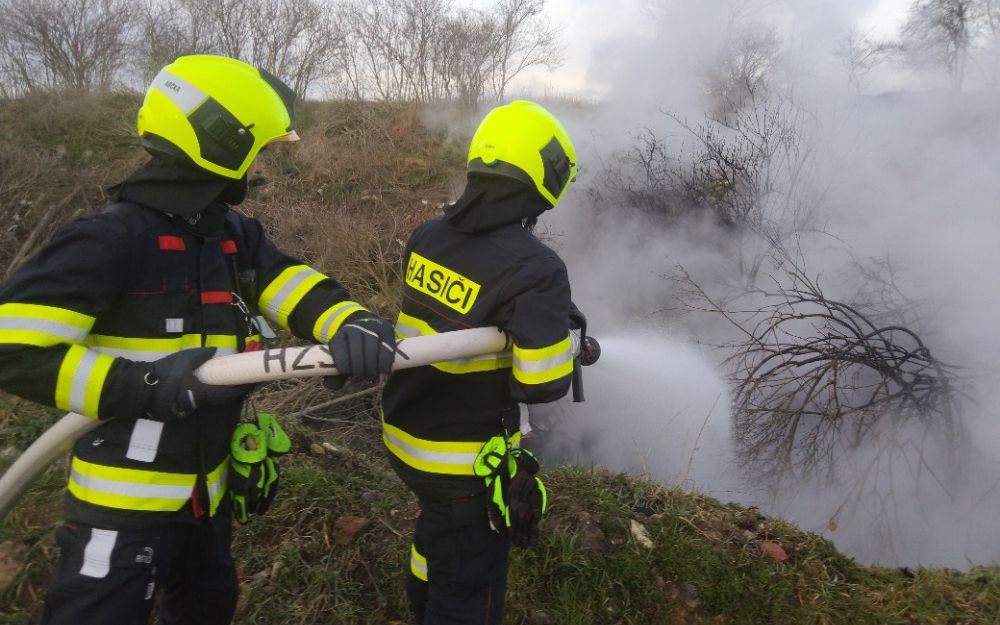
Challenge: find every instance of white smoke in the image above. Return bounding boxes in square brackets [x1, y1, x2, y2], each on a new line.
[516, 0, 1000, 568]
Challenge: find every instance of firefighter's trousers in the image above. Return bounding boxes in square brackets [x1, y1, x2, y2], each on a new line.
[41, 512, 238, 625]
[406, 493, 511, 625]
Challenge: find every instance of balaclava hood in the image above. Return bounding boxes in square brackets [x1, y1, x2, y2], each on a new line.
[444, 174, 551, 234]
[109, 156, 248, 235]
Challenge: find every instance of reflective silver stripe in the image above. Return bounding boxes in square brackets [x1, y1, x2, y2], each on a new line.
[207, 465, 228, 501]
[126, 419, 164, 463]
[70, 468, 194, 500]
[151, 68, 207, 114]
[0, 317, 89, 343]
[382, 429, 479, 467]
[80, 529, 117, 579]
[265, 268, 322, 319]
[165, 318, 185, 333]
[410, 545, 428, 581]
[68, 350, 101, 414]
[513, 350, 574, 374]
[395, 320, 421, 338]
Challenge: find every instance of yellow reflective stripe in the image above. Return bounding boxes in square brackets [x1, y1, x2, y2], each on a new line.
[312, 300, 367, 343]
[411, 544, 428, 581]
[72, 456, 197, 485]
[0, 303, 94, 328]
[258, 265, 326, 330]
[382, 420, 521, 476]
[0, 302, 94, 347]
[395, 312, 511, 374]
[207, 458, 229, 515]
[513, 335, 574, 385]
[55, 345, 114, 418]
[86, 334, 256, 361]
[382, 421, 483, 476]
[68, 456, 195, 512]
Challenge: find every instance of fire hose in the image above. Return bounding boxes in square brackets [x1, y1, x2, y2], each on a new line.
[0, 326, 600, 522]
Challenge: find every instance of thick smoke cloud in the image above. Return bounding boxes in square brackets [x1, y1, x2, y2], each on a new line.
[525, 0, 1000, 567]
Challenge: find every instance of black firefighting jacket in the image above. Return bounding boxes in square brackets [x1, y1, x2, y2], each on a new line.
[0, 169, 367, 528]
[381, 175, 577, 496]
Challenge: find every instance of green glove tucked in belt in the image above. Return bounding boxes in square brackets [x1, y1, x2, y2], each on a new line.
[474, 436, 547, 548]
[229, 413, 290, 524]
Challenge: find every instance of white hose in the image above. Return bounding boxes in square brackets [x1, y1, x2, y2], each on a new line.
[0, 326, 513, 522]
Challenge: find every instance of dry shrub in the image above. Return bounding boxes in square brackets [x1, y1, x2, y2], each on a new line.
[0, 91, 144, 273]
[243, 100, 466, 318]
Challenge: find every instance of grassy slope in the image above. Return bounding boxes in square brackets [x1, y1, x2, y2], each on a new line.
[0, 93, 998, 624]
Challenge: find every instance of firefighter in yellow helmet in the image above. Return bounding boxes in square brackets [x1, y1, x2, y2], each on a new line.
[0, 55, 394, 625]
[381, 101, 585, 624]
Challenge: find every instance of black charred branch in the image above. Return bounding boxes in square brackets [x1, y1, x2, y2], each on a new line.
[727, 271, 963, 480]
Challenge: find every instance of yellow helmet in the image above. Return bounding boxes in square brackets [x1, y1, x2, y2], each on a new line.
[467, 101, 578, 208]
[137, 55, 298, 179]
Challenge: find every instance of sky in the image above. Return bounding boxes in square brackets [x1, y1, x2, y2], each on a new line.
[510, 0, 914, 97]
[455, 0, 1000, 569]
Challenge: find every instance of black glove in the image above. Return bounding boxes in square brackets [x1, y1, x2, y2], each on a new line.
[328, 313, 396, 384]
[507, 451, 546, 548]
[143, 347, 253, 421]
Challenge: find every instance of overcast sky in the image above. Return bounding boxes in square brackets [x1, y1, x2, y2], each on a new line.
[510, 0, 913, 96]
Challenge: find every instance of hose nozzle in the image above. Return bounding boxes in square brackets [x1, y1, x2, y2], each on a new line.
[580, 336, 601, 366]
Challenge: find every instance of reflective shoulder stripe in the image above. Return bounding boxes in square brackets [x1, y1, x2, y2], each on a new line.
[207, 458, 229, 516]
[395, 312, 512, 374]
[381, 419, 521, 476]
[0, 302, 94, 347]
[410, 544, 428, 582]
[69, 457, 195, 512]
[80, 529, 117, 579]
[55, 345, 114, 419]
[258, 265, 326, 331]
[312, 300, 367, 343]
[512, 335, 574, 385]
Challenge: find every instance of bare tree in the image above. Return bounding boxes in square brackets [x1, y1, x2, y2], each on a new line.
[487, 0, 564, 101]
[133, 0, 218, 87]
[132, 0, 342, 97]
[608, 92, 822, 288]
[703, 25, 781, 122]
[673, 263, 966, 484]
[336, 0, 563, 103]
[835, 28, 898, 94]
[436, 9, 498, 106]
[901, 0, 980, 91]
[979, 0, 1000, 84]
[0, 0, 135, 94]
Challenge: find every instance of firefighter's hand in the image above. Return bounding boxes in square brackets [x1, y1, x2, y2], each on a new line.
[328, 314, 396, 384]
[507, 449, 546, 548]
[143, 347, 253, 421]
[508, 470, 546, 548]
